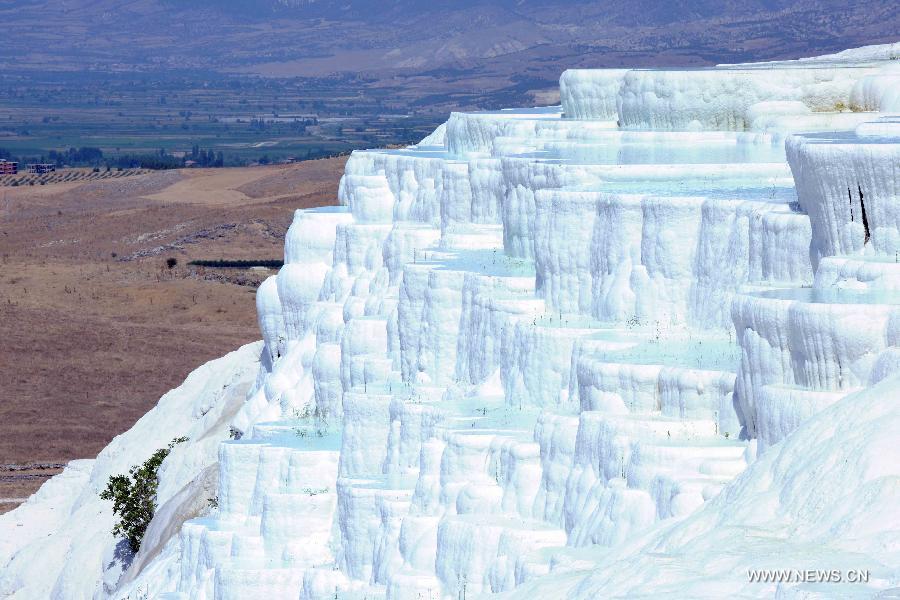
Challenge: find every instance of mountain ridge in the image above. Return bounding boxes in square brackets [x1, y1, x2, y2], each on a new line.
[4, 0, 898, 79]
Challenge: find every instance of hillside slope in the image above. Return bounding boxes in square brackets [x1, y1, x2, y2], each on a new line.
[3, 0, 899, 82]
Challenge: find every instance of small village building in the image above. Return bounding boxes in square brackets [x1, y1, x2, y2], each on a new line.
[27, 163, 56, 174]
[0, 159, 18, 175]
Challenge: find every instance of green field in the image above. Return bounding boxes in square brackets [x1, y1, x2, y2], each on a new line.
[0, 70, 444, 167]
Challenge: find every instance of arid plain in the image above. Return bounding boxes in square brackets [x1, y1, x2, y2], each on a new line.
[0, 159, 344, 512]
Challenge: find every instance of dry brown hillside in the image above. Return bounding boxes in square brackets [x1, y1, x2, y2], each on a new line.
[0, 158, 345, 512]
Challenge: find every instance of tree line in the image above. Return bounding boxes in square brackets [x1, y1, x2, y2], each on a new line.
[1, 143, 354, 172]
[1, 145, 227, 171]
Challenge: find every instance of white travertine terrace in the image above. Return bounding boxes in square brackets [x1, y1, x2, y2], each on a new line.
[2, 43, 900, 600]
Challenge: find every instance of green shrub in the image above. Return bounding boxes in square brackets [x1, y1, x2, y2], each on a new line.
[100, 436, 188, 553]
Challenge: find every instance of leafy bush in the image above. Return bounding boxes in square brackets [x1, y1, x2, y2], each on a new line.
[100, 436, 188, 553]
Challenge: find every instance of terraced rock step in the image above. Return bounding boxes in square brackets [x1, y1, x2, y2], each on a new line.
[152, 46, 898, 600]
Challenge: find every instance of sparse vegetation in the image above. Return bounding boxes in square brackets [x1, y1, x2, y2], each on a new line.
[0, 167, 148, 187]
[292, 403, 329, 438]
[99, 436, 188, 553]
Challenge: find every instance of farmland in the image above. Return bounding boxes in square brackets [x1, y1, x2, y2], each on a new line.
[0, 70, 445, 168]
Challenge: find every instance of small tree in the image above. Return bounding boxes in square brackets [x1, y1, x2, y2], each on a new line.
[166, 257, 178, 269]
[100, 437, 188, 553]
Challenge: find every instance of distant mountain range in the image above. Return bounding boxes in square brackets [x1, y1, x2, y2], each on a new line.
[2, 0, 898, 109]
